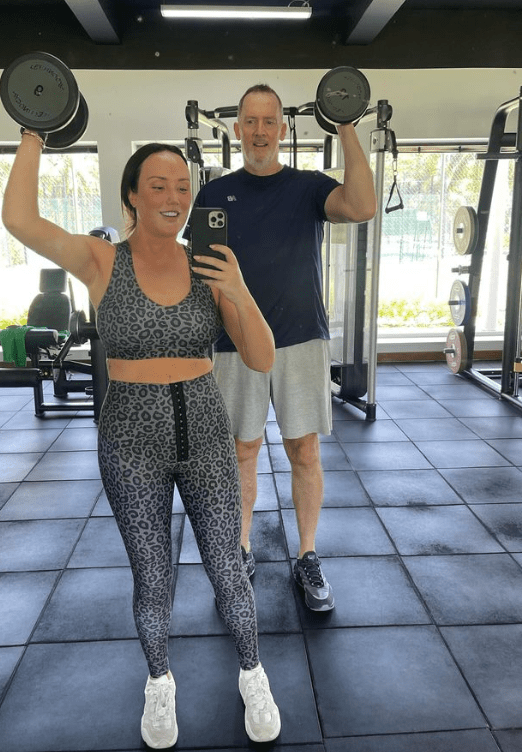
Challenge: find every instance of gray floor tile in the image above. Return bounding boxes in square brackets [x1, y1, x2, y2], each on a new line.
[282, 507, 395, 557]
[306, 626, 484, 736]
[24, 449, 100, 481]
[460, 416, 522, 439]
[342, 441, 431, 471]
[294, 556, 430, 628]
[0, 519, 84, 571]
[175, 633, 321, 748]
[377, 400, 453, 419]
[0, 482, 18, 509]
[333, 419, 408, 442]
[180, 509, 287, 564]
[0, 639, 147, 751]
[0, 453, 43, 483]
[359, 469, 463, 506]
[0, 428, 62, 453]
[487, 438, 522, 465]
[496, 730, 522, 752]
[405, 554, 522, 625]
[252, 472, 279, 510]
[172, 561, 300, 636]
[0, 571, 59, 645]
[331, 398, 388, 421]
[275, 470, 370, 508]
[325, 729, 500, 752]
[420, 383, 488, 400]
[374, 372, 414, 386]
[375, 385, 431, 401]
[1, 412, 75, 430]
[32, 567, 136, 642]
[0, 645, 24, 699]
[395, 418, 478, 442]
[0, 412, 17, 428]
[405, 370, 466, 385]
[442, 624, 522, 728]
[471, 503, 522, 552]
[47, 426, 98, 451]
[439, 399, 521, 418]
[415, 439, 510, 468]
[269, 442, 351, 472]
[377, 506, 503, 555]
[0, 479, 102, 520]
[440, 466, 522, 503]
[0, 395, 32, 412]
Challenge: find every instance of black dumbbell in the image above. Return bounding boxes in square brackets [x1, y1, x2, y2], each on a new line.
[315, 66, 371, 134]
[0, 51, 89, 149]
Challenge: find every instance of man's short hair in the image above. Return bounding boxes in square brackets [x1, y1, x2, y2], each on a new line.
[238, 85, 283, 119]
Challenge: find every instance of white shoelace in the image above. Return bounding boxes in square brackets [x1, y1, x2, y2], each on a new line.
[145, 683, 175, 727]
[243, 672, 274, 723]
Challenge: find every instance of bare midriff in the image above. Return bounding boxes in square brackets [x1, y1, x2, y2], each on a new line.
[107, 357, 213, 384]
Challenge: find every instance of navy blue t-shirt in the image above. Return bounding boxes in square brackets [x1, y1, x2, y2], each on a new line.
[192, 165, 340, 352]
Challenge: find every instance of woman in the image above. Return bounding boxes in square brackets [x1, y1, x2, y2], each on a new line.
[2, 134, 280, 749]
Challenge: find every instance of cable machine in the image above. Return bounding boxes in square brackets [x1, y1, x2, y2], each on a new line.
[444, 87, 522, 410]
[184, 84, 398, 421]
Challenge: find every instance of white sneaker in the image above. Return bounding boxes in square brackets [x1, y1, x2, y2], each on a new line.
[141, 671, 178, 749]
[239, 664, 281, 743]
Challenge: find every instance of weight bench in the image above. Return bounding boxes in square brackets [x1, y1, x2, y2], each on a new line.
[0, 266, 108, 421]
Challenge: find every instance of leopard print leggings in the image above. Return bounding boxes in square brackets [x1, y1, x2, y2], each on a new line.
[97, 372, 259, 677]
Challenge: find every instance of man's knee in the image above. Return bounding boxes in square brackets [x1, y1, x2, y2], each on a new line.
[283, 433, 320, 468]
[235, 436, 264, 464]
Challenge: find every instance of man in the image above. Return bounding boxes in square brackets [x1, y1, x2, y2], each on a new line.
[192, 84, 376, 611]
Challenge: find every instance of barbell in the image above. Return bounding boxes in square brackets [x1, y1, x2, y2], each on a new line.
[0, 51, 88, 149]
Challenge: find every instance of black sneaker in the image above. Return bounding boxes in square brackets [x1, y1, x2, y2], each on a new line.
[294, 551, 335, 611]
[241, 545, 256, 578]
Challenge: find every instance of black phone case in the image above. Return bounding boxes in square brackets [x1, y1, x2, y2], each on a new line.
[190, 207, 227, 280]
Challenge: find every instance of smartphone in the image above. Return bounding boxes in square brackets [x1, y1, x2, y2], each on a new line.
[190, 207, 227, 280]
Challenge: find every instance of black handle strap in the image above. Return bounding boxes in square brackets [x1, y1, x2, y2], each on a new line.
[385, 128, 404, 213]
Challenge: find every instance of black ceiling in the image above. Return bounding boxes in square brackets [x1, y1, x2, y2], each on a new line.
[1, 0, 522, 69]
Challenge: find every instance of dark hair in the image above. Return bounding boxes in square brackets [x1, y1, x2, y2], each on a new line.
[120, 143, 188, 233]
[238, 84, 283, 119]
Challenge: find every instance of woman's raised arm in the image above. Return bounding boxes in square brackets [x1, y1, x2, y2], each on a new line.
[2, 132, 109, 292]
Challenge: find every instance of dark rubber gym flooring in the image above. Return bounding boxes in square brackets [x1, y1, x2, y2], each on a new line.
[2, 361, 522, 752]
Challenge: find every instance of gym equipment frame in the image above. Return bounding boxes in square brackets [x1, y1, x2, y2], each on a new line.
[0, 227, 114, 421]
[446, 87, 522, 410]
[184, 95, 397, 421]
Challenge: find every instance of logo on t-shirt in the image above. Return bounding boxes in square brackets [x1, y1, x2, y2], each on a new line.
[227, 195, 237, 201]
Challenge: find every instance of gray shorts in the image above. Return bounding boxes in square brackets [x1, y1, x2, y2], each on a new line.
[213, 339, 332, 442]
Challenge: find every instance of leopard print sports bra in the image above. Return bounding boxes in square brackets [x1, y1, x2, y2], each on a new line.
[96, 240, 222, 360]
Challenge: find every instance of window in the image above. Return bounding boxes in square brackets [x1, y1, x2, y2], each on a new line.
[0, 149, 102, 324]
[377, 141, 513, 335]
[194, 139, 327, 172]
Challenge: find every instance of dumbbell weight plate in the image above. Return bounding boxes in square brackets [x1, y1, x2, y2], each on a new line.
[0, 51, 79, 133]
[444, 328, 468, 374]
[316, 66, 371, 127]
[46, 94, 89, 149]
[448, 279, 472, 326]
[313, 101, 338, 135]
[453, 205, 479, 256]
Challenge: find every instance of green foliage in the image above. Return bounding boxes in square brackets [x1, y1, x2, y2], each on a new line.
[0, 310, 28, 328]
[379, 298, 454, 328]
